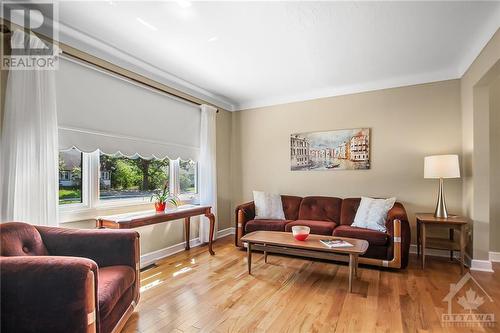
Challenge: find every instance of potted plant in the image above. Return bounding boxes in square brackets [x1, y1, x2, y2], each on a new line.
[150, 182, 180, 212]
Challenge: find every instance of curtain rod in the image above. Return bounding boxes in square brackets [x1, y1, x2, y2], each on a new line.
[0, 21, 219, 113]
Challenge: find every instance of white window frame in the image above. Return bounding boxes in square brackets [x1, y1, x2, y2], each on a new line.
[59, 151, 199, 223]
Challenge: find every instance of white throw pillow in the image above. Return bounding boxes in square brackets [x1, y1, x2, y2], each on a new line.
[253, 191, 286, 220]
[352, 197, 396, 232]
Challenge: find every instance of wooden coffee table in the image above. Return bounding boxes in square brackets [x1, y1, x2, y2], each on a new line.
[241, 231, 369, 293]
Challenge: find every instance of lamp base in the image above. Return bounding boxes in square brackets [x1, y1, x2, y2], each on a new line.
[434, 178, 448, 218]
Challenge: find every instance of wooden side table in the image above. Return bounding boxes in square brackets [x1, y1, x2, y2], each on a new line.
[416, 213, 469, 273]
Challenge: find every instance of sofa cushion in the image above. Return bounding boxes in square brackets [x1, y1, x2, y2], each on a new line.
[340, 198, 361, 225]
[281, 195, 303, 220]
[285, 220, 337, 235]
[298, 196, 342, 222]
[245, 219, 293, 233]
[333, 225, 388, 246]
[0, 222, 48, 256]
[98, 265, 136, 319]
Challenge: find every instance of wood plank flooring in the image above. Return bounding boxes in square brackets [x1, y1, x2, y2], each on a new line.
[122, 236, 500, 333]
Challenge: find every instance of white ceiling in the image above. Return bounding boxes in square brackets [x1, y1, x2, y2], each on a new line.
[19, 1, 500, 110]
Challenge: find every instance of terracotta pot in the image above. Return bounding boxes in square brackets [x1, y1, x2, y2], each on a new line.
[154, 201, 166, 212]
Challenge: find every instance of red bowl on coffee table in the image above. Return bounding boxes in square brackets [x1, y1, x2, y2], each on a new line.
[292, 226, 310, 241]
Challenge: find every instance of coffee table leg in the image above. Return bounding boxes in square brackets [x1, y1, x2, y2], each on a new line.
[264, 250, 268, 263]
[349, 253, 354, 293]
[247, 242, 252, 274]
[355, 255, 359, 278]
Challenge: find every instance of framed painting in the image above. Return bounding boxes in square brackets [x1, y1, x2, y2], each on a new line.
[290, 128, 370, 171]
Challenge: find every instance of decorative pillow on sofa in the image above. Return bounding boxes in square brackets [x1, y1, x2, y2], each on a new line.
[352, 197, 396, 232]
[253, 191, 285, 220]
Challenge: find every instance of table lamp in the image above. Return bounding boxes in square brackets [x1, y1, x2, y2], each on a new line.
[424, 154, 460, 218]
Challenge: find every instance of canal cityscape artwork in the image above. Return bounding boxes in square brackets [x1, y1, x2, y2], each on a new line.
[290, 128, 370, 171]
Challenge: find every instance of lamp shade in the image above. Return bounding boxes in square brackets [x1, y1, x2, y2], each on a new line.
[424, 154, 460, 179]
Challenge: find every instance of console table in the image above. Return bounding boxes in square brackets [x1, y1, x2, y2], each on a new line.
[416, 213, 468, 273]
[97, 205, 216, 255]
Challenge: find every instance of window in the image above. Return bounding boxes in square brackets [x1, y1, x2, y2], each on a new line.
[59, 151, 199, 221]
[179, 160, 197, 194]
[58, 148, 83, 205]
[99, 153, 170, 201]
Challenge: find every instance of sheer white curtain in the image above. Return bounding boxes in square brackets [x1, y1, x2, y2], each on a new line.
[0, 30, 60, 226]
[198, 105, 218, 243]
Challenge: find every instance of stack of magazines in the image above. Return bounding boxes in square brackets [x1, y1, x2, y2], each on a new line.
[320, 239, 353, 248]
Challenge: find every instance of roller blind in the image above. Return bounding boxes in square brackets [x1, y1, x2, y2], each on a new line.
[56, 57, 201, 160]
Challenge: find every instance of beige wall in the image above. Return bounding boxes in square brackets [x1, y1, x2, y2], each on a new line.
[461, 28, 500, 260]
[489, 77, 500, 252]
[233, 80, 463, 243]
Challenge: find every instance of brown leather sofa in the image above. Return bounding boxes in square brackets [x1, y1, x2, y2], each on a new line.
[235, 196, 411, 269]
[0, 222, 140, 333]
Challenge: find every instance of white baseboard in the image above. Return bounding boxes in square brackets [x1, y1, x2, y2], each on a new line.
[470, 259, 494, 272]
[140, 227, 235, 268]
[489, 251, 500, 263]
[217, 227, 235, 238]
[140, 237, 202, 268]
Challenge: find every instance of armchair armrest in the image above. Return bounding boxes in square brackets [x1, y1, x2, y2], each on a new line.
[1, 256, 97, 333]
[35, 226, 139, 269]
[234, 201, 255, 247]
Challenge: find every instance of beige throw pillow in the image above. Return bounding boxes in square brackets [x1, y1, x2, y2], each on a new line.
[253, 191, 286, 220]
[352, 197, 396, 232]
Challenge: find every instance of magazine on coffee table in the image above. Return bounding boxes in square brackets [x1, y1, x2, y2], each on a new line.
[320, 239, 354, 248]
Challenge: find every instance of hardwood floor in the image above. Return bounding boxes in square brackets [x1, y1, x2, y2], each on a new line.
[122, 236, 500, 333]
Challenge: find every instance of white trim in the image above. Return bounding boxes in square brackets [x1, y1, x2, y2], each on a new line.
[489, 251, 500, 263]
[140, 237, 202, 269]
[217, 227, 235, 239]
[139, 227, 235, 268]
[235, 70, 457, 110]
[470, 259, 494, 273]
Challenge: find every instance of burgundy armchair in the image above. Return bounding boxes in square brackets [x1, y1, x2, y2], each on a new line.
[0, 222, 140, 333]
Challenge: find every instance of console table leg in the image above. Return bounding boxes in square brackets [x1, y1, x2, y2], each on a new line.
[184, 217, 190, 250]
[206, 212, 216, 255]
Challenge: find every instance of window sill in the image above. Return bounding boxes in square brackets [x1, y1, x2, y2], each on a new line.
[58, 198, 199, 224]
[59, 201, 153, 224]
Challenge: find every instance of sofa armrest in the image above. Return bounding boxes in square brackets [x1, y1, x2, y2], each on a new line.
[1, 256, 97, 333]
[36, 226, 140, 269]
[234, 201, 255, 247]
[385, 203, 411, 268]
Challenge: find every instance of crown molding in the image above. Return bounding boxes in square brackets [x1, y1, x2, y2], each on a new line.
[235, 68, 459, 111]
[54, 21, 236, 111]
